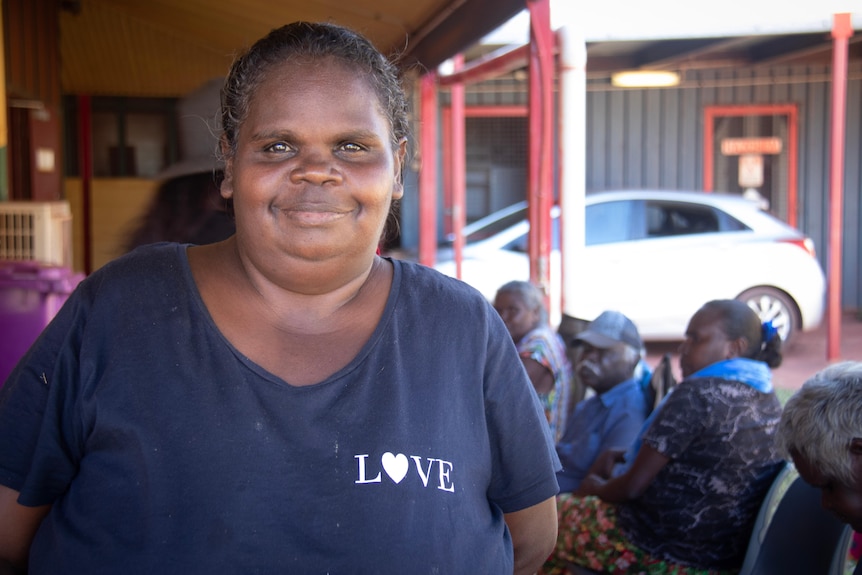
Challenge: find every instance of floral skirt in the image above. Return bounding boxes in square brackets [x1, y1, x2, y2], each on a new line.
[539, 495, 739, 575]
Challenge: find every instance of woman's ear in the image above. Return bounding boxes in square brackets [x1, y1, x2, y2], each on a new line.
[392, 139, 407, 200]
[726, 336, 748, 359]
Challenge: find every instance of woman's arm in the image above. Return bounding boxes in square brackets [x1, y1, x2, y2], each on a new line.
[521, 357, 555, 396]
[0, 485, 50, 575]
[575, 443, 670, 503]
[585, 448, 628, 480]
[505, 496, 558, 575]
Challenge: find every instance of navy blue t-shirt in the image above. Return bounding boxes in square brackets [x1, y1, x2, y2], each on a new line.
[0, 244, 560, 574]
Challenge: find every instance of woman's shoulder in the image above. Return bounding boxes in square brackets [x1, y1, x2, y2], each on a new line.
[670, 376, 782, 417]
[81, 243, 188, 297]
[391, 258, 494, 308]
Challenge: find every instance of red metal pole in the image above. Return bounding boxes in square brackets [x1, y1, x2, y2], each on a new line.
[703, 108, 715, 192]
[77, 95, 92, 274]
[827, 13, 852, 360]
[787, 107, 799, 228]
[438, 44, 530, 87]
[527, 0, 553, 310]
[418, 72, 438, 267]
[441, 107, 452, 237]
[450, 55, 466, 279]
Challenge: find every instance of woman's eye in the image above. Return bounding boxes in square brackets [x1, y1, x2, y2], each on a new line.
[265, 142, 290, 153]
[340, 142, 364, 152]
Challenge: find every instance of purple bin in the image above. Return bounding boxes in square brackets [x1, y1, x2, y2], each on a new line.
[0, 261, 85, 386]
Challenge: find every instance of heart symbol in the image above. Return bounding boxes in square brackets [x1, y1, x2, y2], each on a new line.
[381, 452, 409, 484]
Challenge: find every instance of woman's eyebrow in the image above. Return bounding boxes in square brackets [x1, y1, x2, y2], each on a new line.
[247, 128, 298, 142]
[248, 128, 384, 143]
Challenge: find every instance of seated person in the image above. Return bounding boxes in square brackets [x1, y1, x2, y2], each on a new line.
[541, 299, 785, 575]
[555, 310, 648, 493]
[776, 360, 862, 571]
[494, 281, 573, 441]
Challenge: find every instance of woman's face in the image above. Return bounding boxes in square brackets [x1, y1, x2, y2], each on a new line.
[221, 57, 405, 271]
[493, 291, 540, 343]
[792, 445, 862, 532]
[678, 307, 736, 378]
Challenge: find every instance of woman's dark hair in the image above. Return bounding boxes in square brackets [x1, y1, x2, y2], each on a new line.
[701, 299, 783, 368]
[220, 21, 409, 156]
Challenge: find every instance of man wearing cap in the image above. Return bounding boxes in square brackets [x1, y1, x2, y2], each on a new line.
[555, 310, 649, 493]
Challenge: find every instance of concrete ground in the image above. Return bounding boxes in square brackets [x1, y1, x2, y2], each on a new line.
[645, 311, 862, 392]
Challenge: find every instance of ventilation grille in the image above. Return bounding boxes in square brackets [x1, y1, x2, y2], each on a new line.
[0, 202, 73, 267]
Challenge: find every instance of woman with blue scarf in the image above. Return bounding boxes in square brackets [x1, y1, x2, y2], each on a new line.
[540, 300, 785, 575]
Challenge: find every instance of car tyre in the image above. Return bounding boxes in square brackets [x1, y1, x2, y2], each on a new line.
[737, 287, 800, 347]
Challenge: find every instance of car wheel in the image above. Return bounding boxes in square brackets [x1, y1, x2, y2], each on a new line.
[737, 287, 800, 347]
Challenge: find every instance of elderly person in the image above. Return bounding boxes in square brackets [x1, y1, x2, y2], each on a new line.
[541, 299, 785, 575]
[554, 310, 648, 493]
[494, 281, 573, 442]
[776, 361, 862, 536]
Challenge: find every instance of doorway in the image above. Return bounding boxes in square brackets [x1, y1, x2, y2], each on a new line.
[703, 104, 799, 227]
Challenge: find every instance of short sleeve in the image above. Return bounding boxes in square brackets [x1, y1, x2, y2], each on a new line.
[0, 281, 90, 504]
[483, 311, 561, 513]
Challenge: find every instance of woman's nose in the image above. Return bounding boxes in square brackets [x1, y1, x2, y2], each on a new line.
[290, 152, 340, 185]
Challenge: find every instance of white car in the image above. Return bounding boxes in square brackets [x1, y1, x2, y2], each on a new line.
[434, 190, 826, 345]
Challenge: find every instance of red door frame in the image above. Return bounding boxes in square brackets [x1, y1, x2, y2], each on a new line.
[703, 104, 799, 227]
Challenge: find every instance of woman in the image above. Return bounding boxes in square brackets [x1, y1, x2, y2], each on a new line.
[0, 22, 559, 574]
[541, 299, 785, 574]
[494, 280, 573, 441]
[776, 361, 862, 535]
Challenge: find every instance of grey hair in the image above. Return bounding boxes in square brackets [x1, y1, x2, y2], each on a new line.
[775, 361, 862, 485]
[495, 280, 548, 325]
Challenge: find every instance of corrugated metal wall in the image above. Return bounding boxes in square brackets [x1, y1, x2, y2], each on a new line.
[423, 64, 861, 310]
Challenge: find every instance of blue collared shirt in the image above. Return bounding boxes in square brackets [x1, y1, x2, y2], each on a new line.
[555, 377, 648, 493]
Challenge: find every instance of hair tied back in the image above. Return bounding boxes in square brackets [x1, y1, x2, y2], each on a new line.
[761, 320, 778, 346]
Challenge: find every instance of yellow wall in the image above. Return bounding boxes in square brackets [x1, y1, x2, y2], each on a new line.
[65, 178, 158, 273]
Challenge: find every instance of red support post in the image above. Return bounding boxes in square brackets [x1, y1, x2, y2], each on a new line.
[827, 13, 852, 360]
[438, 44, 530, 87]
[527, 0, 554, 309]
[441, 107, 452, 237]
[77, 95, 92, 274]
[450, 55, 467, 279]
[418, 72, 438, 267]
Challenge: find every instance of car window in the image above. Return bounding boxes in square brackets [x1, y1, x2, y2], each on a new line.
[585, 200, 634, 245]
[501, 211, 561, 253]
[715, 209, 749, 232]
[645, 201, 726, 237]
[463, 206, 528, 243]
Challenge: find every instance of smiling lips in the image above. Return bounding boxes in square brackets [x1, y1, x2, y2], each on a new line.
[279, 203, 351, 225]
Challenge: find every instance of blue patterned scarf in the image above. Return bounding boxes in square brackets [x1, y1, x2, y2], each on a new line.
[689, 357, 773, 393]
